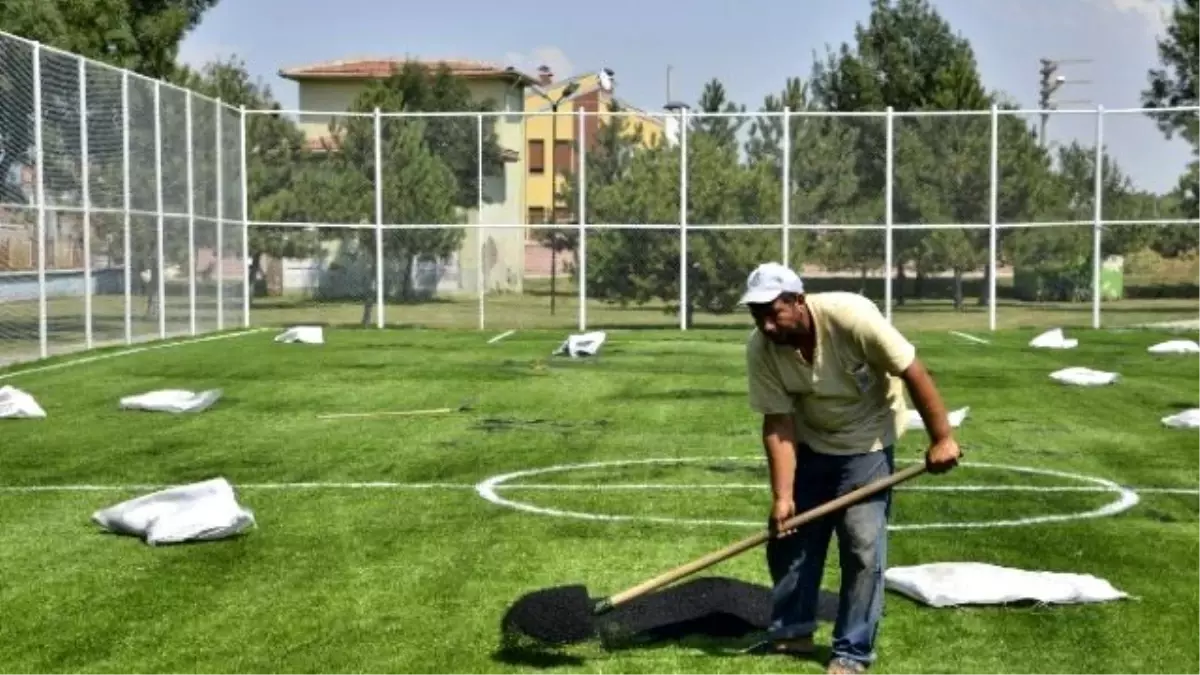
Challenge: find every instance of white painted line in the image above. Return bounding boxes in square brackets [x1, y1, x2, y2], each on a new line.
[950, 331, 990, 345]
[496, 483, 1198, 494]
[0, 328, 270, 382]
[473, 457, 1145, 532]
[0, 476, 1191, 498]
[487, 329, 516, 344]
[0, 481, 476, 493]
[1130, 487, 1200, 495]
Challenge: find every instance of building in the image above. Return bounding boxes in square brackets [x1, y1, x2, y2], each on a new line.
[523, 68, 667, 228]
[276, 57, 535, 298]
[522, 68, 668, 277]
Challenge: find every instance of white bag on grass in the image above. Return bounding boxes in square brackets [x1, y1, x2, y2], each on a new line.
[905, 406, 970, 431]
[1049, 367, 1119, 387]
[885, 562, 1127, 608]
[553, 331, 607, 358]
[274, 325, 325, 345]
[0, 385, 46, 419]
[119, 389, 222, 414]
[1147, 339, 1200, 355]
[1029, 328, 1078, 349]
[1161, 408, 1200, 429]
[91, 477, 255, 546]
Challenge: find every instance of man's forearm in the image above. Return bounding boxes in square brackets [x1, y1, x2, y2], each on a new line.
[901, 358, 953, 442]
[762, 414, 797, 502]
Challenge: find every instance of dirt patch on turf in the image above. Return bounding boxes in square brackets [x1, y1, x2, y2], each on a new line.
[474, 417, 611, 433]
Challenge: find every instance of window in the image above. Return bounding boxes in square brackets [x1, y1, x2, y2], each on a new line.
[528, 207, 547, 224]
[553, 140, 574, 174]
[528, 139, 545, 173]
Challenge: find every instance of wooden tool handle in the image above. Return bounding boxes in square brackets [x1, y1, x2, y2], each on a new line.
[594, 461, 927, 614]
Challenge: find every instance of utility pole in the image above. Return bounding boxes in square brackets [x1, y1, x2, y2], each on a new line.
[1038, 58, 1093, 147]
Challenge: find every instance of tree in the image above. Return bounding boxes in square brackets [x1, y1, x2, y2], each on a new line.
[0, 0, 219, 203]
[581, 82, 782, 324]
[1142, 0, 1198, 218]
[810, 0, 1061, 307]
[542, 100, 646, 314]
[177, 57, 322, 298]
[313, 63, 490, 324]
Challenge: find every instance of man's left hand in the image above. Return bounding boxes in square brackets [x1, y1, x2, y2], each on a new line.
[925, 437, 961, 474]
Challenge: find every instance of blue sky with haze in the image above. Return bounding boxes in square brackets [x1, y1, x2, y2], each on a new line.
[179, 0, 1193, 194]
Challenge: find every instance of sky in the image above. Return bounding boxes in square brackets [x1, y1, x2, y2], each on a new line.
[177, 0, 1195, 194]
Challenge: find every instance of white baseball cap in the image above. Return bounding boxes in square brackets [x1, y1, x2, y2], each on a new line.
[738, 262, 806, 305]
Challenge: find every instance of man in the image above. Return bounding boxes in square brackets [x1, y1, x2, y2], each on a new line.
[739, 262, 960, 675]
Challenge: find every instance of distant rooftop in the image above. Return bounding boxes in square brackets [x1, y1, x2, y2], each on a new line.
[278, 57, 536, 85]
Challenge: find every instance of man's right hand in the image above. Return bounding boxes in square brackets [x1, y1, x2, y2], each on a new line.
[770, 497, 796, 537]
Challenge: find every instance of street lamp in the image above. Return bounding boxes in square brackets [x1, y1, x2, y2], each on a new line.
[531, 79, 579, 315]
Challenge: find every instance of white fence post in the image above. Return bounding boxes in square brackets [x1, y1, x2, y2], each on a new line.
[988, 104, 999, 331]
[153, 81, 166, 338]
[373, 107, 384, 329]
[679, 107, 689, 331]
[476, 112, 485, 331]
[121, 71, 132, 344]
[78, 56, 93, 349]
[32, 44, 48, 358]
[215, 99, 224, 330]
[185, 92, 197, 335]
[239, 105, 250, 328]
[1092, 105, 1105, 329]
[782, 106, 791, 265]
[577, 108, 587, 332]
[884, 106, 894, 323]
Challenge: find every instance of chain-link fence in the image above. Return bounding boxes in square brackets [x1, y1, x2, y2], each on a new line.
[246, 103, 1194, 335]
[0, 31, 247, 365]
[3, 29, 1196, 361]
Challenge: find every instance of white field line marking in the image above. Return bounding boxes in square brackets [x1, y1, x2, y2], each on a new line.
[473, 457, 1146, 531]
[487, 329, 516, 344]
[493, 483, 1199, 494]
[0, 481, 476, 493]
[0, 478, 1192, 495]
[950, 330, 990, 345]
[0, 328, 270, 382]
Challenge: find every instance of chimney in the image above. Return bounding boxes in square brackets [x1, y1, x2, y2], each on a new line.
[537, 65, 553, 85]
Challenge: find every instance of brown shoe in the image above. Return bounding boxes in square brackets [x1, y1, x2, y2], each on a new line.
[826, 656, 867, 674]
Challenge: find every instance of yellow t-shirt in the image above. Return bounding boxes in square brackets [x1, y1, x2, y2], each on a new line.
[745, 291, 916, 455]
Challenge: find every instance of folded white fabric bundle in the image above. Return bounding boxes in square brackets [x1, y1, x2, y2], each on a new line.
[91, 477, 256, 546]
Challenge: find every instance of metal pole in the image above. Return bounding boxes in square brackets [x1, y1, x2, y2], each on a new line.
[988, 104, 999, 331]
[1091, 105, 1104, 329]
[185, 92, 196, 335]
[215, 99, 224, 330]
[373, 107, 384, 329]
[549, 103, 558, 317]
[153, 81, 166, 338]
[33, 44, 47, 358]
[679, 107, 689, 331]
[239, 105, 250, 327]
[782, 106, 791, 265]
[79, 57, 93, 349]
[121, 71, 132, 344]
[884, 106, 894, 323]
[477, 112, 485, 330]
[576, 108, 587, 331]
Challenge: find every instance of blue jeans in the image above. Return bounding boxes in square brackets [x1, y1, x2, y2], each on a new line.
[766, 444, 894, 666]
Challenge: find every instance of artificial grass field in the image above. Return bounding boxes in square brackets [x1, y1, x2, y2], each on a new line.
[0, 325, 1196, 674]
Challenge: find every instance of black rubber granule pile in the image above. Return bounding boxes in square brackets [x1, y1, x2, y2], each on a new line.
[499, 577, 786, 651]
[597, 577, 773, 646]
[499, 584, 597, 648]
